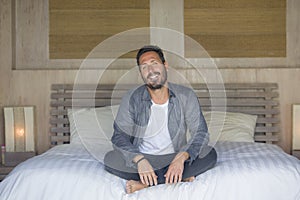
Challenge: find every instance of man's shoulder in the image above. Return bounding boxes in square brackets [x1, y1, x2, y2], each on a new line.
[118, 85, 147, 111]
[127, 84, 146, 95]
[169, 82, 194, 95]
[123, 84, 148, 101]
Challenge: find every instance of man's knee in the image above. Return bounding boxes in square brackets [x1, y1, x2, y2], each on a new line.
[198, 146, 217, 169]
[208, 147, 217, 167]
[104, 150, 122, 167]
[104, 150, 113, 165]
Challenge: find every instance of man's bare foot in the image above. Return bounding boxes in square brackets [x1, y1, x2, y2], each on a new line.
[183, 176, 195, 182]
[126, 180, 148, 194]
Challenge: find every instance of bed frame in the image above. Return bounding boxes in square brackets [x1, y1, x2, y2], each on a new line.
[50, 83, 280, 147]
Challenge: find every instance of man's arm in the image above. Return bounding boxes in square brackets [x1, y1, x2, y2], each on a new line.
[133, 155, 158, 186]
[180, 89, 209, 163]
[111, 91, 141, 168]
[112, 117, 141, 168]
[164, 151, 189, 184]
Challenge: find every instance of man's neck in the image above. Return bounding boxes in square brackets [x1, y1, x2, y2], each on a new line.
[148, 84, 169, 105]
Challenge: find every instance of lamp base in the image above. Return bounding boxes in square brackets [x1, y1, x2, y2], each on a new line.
[3, 152, 36, 166]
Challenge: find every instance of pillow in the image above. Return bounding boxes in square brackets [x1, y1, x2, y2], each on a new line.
[67, 105, 119, 161]
[203, 111, 257, 143]
[68, 105, 119, 144]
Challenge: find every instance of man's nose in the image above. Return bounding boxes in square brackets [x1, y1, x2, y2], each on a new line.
[147, 65, 154, 73]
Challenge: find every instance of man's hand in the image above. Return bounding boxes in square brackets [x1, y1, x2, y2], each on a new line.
[164, 152, 189, 184]
[133, 155, 157, 186]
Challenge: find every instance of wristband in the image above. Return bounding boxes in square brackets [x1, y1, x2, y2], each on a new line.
[135, 157, 146, 165]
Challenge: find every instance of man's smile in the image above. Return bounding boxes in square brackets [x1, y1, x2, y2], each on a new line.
[147, 73, 160, 82]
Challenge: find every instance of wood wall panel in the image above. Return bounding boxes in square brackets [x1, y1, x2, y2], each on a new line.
[184, 0, 285, 9]
[186, 34, 286, 57]
[287, 0, 300, 67]
[49, 0, 149, 10]
[14, 0, 48, 68]
[1, 0, 300, 154]
[49, 0, 150, 59]
[184, 0, 286, 58]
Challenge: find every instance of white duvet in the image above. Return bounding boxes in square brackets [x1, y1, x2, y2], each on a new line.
[0, 142, 299, 200]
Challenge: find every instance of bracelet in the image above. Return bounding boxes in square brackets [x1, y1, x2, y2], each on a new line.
[135, 157, 146, 165]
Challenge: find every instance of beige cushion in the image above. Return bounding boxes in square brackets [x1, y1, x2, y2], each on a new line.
[67, 105, 119, 161]
[68, 107, 257, 148]
[67, 105, 119, 144]
[203, 111, 257, 143]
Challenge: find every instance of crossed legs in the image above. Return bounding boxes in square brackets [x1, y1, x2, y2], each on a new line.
[104, 147, 217, 193]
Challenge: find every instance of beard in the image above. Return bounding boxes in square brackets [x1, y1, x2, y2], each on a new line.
[143, 70, 167, 90]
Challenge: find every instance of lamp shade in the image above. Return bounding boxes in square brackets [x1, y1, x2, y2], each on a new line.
[292, 104, 300, 150]
[4, 107, 35, 152]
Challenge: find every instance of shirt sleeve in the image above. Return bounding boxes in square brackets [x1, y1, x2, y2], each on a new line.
[180, 90, 209, 164]
[111, 91, 141, 168]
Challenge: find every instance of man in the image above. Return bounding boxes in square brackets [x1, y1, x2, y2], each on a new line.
[104, 45, 217, 194]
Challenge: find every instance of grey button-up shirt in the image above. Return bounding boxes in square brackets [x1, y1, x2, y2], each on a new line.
[112, 82, 209, 167]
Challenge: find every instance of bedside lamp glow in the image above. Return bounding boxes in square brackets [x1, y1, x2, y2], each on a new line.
[16, 128, 25, 137]
[4, 107, 35, 152]
[292, 105, 300, 150]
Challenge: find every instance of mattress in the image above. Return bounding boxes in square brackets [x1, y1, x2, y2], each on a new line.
[0, 141, 299, 200]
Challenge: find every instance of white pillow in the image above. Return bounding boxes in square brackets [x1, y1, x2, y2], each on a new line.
[67, 105, 119, 162]
[68, 105, 119, 144]
[203, 111, 257, 143]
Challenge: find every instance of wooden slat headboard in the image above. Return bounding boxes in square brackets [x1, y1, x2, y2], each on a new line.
[49, 83, 280, 147]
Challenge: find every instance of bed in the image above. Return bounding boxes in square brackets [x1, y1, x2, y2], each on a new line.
[0, 83, 299, 200]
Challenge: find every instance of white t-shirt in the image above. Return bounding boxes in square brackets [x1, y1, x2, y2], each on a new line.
[139, 100, 175, 155]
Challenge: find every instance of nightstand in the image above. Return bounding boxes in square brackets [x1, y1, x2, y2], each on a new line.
[292, 150, 300, 159]
[0, 152, 36, 181]
[4, 152, 36, 166]
[0, 164, 14, 181]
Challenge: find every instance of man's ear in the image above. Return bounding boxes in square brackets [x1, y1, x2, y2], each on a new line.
[164, 61, 169, 70]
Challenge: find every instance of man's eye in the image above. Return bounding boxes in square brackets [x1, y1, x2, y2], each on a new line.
[152, 62, 159, 66]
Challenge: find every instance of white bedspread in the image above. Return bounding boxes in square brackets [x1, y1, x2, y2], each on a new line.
[0, 142, 299, 200]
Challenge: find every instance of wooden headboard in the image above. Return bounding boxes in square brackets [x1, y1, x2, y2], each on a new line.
[50, 83, 280, 147]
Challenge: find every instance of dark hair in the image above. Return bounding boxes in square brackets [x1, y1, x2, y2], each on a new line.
[136, 45, 165, 66]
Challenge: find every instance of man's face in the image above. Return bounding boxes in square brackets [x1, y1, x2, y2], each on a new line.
[138, 51, 168, 90]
